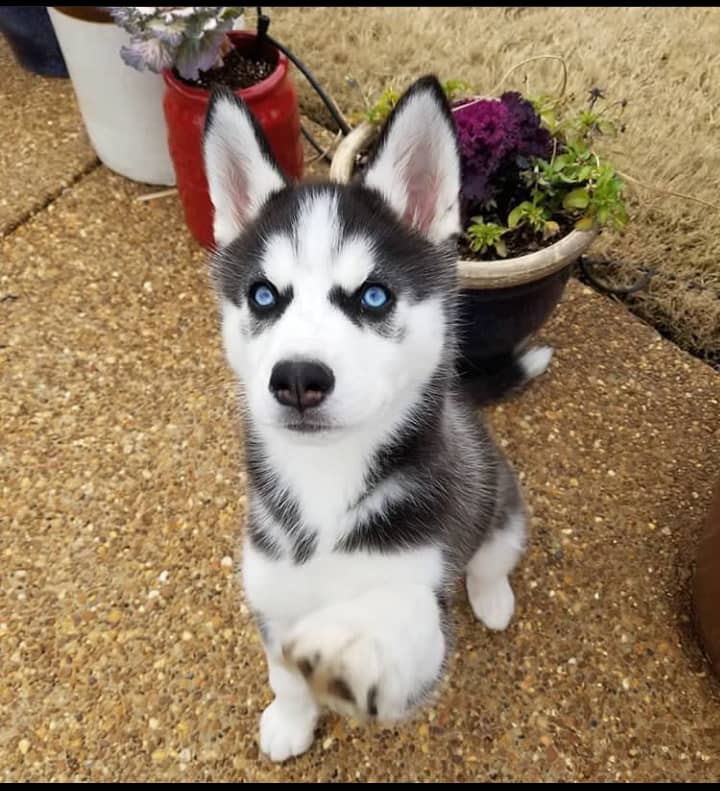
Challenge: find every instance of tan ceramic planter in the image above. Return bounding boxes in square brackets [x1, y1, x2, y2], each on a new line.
[330, 120, 598, 290]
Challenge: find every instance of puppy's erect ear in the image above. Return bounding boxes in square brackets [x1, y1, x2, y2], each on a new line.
[203, 87, 287, 248]
[361, 75, 461, 245]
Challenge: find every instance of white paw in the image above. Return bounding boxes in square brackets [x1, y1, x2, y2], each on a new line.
[519, 345, 553, 382]
[259, 698, 317, 763]
[282, 621, 385, 720]
[466, 575, 515, 631]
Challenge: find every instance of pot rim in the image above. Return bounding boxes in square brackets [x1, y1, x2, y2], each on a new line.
[49, 6, 114, 25]
[329, 119, 599, 289]
[162, 30, 287, 104]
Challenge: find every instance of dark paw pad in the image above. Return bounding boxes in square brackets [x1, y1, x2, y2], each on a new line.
[327, 677, 356, 703]
[366, 685, 379, 717]
[297, 657, 315, 679]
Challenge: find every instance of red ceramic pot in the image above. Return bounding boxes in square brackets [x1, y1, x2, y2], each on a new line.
[163, 30, 303, 249]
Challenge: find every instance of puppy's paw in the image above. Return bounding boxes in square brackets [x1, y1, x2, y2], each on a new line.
[282, 621, 386, 721]
[466, 574, 515, 631]
[259, 698, 317, 763]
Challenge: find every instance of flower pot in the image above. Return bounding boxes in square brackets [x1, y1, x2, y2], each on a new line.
[453, 229, 597, 370]
[163, 30, 304, 249]
[47, 6, 176, 186]
[330, 120, 598, 366]
[693, 478, 720, 680]
[0, 6, 67, 77]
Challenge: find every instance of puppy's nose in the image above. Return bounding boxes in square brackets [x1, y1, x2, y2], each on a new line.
[269, 360, 335, 411]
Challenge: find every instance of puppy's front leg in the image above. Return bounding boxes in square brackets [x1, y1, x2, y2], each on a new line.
[259, 647, 320, 762]
[282, 584, 446, 722]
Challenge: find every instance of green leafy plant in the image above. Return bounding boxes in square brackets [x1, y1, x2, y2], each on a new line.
[466, 217, 508, 257]
[508, 196, 559, 240]
[529, 93, 562, 136]
[520, 110, 629, 234]
[366, 78, 473, 125]
[459, 86, 628, 258]
[364, 80, 629, 261]
[365, 86, 401, 125]
[442, 79, 473, 101]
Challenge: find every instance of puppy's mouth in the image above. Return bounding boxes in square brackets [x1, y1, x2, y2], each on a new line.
[284, 420, 339, 434]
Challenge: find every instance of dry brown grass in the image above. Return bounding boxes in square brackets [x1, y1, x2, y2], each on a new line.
[266, 6, 720, 362]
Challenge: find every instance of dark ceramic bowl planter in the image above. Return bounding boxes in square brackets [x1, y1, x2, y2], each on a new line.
[163, 30, 304, 249]
[453, 227, 597, 371]
[0, 6, 68, 77]
[330, 120, 598, 368]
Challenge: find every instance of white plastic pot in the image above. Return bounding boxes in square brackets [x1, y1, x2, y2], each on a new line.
[48, 7, 176, 186]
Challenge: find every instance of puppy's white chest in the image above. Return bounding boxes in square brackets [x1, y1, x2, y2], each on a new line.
[242, 541, 444, 635]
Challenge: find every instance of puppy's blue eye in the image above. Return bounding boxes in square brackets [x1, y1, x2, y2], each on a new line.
[250, 283, 277, 309]
[360, 284, 390, 310]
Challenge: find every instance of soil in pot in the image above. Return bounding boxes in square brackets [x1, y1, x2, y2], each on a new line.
[458, 214, 576, 261]
[177, 44, 276, 91]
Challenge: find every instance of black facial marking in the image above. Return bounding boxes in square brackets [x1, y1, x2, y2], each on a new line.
[328, 283, 397, 338]
[247, 281, 293, 333]
[339, 184, 457, 301]
[210, 185, 296, 310]
[210, 182, 456, 320]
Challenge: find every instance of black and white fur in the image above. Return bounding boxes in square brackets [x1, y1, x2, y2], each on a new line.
[204, 77, 537, 762]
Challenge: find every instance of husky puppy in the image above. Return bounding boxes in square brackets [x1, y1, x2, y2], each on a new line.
[203, 76, 542, 762]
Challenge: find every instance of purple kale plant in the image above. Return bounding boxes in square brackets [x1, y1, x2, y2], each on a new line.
[452, 92, 552, 223]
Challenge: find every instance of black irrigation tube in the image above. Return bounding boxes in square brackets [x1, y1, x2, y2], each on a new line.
[268, 33, 351, 136]
[578, 257, 657, 296]
[256, 7, 351, 137]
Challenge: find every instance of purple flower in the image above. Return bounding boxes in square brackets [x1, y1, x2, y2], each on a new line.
[452, 92, 552, 219]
